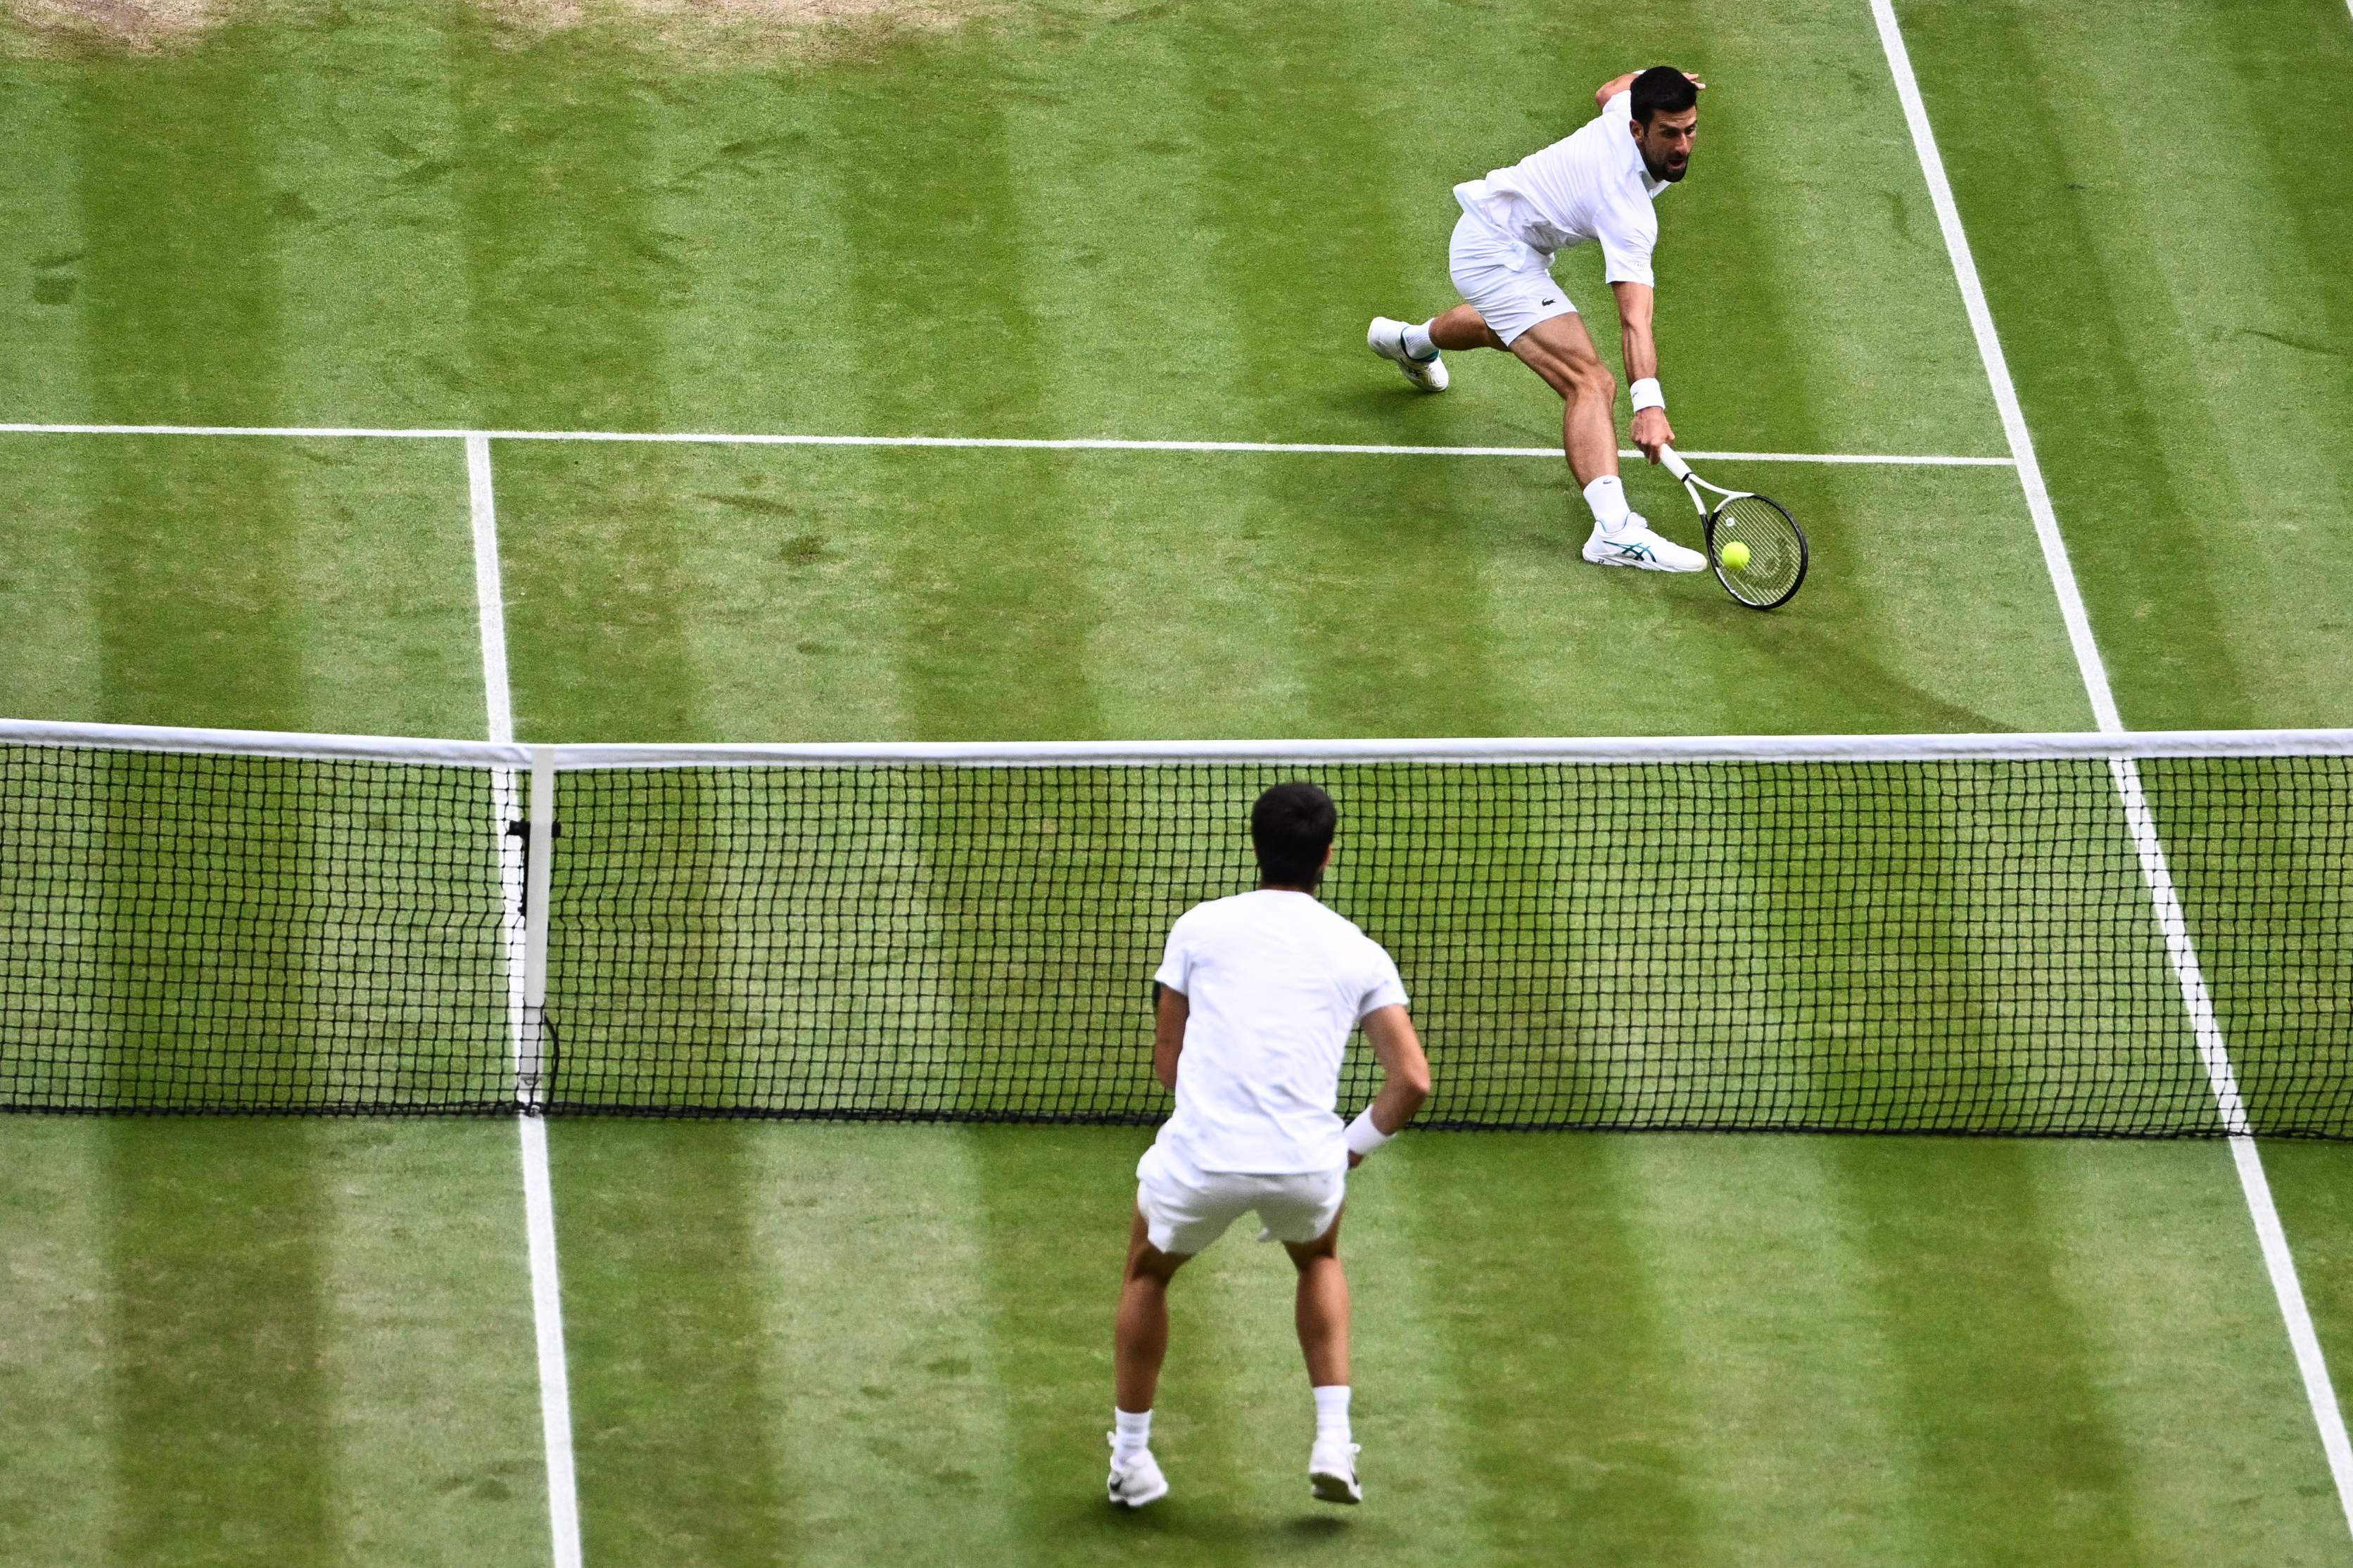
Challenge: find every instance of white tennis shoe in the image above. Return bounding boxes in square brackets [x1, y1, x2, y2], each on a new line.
[1367, 316, 1448, 392]
[1107, 1436, 1169, 1508]
[1308, 1438, 1362, 1505]
[1581, 514, 1706, 573]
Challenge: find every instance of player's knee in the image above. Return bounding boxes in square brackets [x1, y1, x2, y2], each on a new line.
[1571, 360, 1616, 405]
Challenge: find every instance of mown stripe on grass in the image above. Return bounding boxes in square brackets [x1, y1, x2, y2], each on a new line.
[1387, 1134, 1713, 1564]
[448, 18, 671, 438]
[262, 4, 475, 427]
[1832, 1138, 2147, 1561]
[0, 437, 103, 720]
[1603, 1135, 1920, 1564]
[832, 46, 1105, 743]
[447, 20, 684, 740]
[103, 1121, 339, 1567]
[552, 1123, 798, 1564]
[744, 1124, 1026, 1564]
[0, 1123, 114, 1568]
[1175, 2, 1519, 739]
[72, 49, 301, 731]
[1331, 1154, 1535, 1564]
[0, 75, 103, 718]
[0, 58, 84, 420]
[318, 1123, 549, 1568]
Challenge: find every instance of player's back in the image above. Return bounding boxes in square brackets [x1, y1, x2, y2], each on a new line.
[1154, 890, 1406, 1175]
[1459, 92, 1661, 272]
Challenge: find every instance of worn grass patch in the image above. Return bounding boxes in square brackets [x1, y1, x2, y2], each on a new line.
[3, 0, 228, 53]
[461, 0, 1004, 65]
[2, 0, 1027, 61]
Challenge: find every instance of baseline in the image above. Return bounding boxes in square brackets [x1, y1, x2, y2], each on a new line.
[1872, 0, 2353, 1538]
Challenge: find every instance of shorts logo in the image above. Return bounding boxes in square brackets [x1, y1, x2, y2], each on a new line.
[1541, 297, 1558, 305]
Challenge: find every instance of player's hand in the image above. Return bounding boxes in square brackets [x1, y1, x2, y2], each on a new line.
[1632, 407, 1674, 463]
[1684, 72, 1706, 91]
[1348, 1152, 1364, 1170]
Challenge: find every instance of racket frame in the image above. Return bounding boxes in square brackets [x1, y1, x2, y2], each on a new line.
[1659, 445, 1809, 611]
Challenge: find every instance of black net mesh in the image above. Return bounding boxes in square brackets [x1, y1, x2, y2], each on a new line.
[0, 744, 514, 1112]
[4, 740, 2347, 1134]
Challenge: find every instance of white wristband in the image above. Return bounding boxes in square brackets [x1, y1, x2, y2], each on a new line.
[1630, 377, 1665, 412]
[1345, 1106, 1394, 1157]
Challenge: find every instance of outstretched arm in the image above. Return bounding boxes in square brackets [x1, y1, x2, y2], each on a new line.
[1611, 279, 1675, 463]
[1348, 1005, 1431, 1167]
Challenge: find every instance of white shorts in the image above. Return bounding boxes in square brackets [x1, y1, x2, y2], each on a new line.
[1447, 209, 1575, 347]
[1136, 1142, 1345, 1256]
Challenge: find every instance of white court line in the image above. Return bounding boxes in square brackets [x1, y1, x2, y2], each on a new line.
[0, 419, 2013, 466]
[1873, 0, 2353, 1540]
[469, 434, 586, 1568]
[469, 435, 516, 746]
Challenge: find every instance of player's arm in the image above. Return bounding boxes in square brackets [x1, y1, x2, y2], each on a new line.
[1611, 279, 1674, 463]
[1347, 1005, 1431, 1168]
[1152, 983, 1187, 1093]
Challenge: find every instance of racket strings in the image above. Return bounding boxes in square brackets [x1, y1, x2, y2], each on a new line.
[1713, 494, 1805, 601]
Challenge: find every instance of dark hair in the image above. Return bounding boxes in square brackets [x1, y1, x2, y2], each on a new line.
[1251, 782, 1337, 888]
[1629, 65, 1698, 125]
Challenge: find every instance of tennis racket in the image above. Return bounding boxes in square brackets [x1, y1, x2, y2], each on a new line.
[1660, 447, 1809, 611]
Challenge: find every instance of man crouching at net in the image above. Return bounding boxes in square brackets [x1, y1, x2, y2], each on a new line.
[1107, 782, 1431, 1509]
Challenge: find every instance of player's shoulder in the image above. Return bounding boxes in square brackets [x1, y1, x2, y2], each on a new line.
[1169, 889, 1264, 934]
[1297, 900, 1394, 962]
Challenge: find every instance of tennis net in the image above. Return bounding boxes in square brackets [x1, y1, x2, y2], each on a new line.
[2, 719, 2347, 1135]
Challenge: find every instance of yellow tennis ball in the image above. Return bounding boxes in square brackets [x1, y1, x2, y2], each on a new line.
[1720, 540, 1751, 570]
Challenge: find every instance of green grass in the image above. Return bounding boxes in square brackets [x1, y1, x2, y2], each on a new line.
[1, 0, 2350, 1564]
[0, 1119, 547, 1567]
[543, 1123, 2353, 1567]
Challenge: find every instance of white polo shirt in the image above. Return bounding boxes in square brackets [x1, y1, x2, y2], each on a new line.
[1151, 889, 1410, 1175]
[1454, 90, 1671, 286]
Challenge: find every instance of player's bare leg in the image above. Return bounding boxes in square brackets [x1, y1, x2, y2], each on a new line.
[1283, 1217, 1350, 1387]
[1426, 302, 1508, 353]
[1285, 1216, 1362, 1503]
[1108, 1209, 1186, 1507]
[1508, 313, 1705, 572]
[1115, 1208, 1187, 1411]
[1502, 312, 1621, 486]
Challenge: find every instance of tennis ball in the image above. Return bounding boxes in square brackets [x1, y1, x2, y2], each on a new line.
[1720, 540, 1751, 570]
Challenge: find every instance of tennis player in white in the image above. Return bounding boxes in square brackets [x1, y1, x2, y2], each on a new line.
[1106, 782, 1431, 1510]
[1369, 65, 1709, 573]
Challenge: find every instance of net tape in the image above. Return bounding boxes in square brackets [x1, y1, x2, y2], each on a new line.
[3, 720, 2347, 1135]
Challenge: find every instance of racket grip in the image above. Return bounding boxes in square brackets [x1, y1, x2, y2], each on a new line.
[1658, 445, 1694, 483]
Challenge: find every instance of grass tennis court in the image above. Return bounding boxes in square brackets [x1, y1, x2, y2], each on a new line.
[4, 0, 2352, 1563]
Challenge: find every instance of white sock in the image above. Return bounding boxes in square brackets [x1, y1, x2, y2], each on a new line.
[1582, 474, 1631, 533]
[1312, 1384, 1352, 1446]
[1401, 319, 1438, 359]
[1113, 1407, 1152, 1462]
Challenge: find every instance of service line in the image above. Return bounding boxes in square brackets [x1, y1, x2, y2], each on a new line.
[0, 419, 2014, 467]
